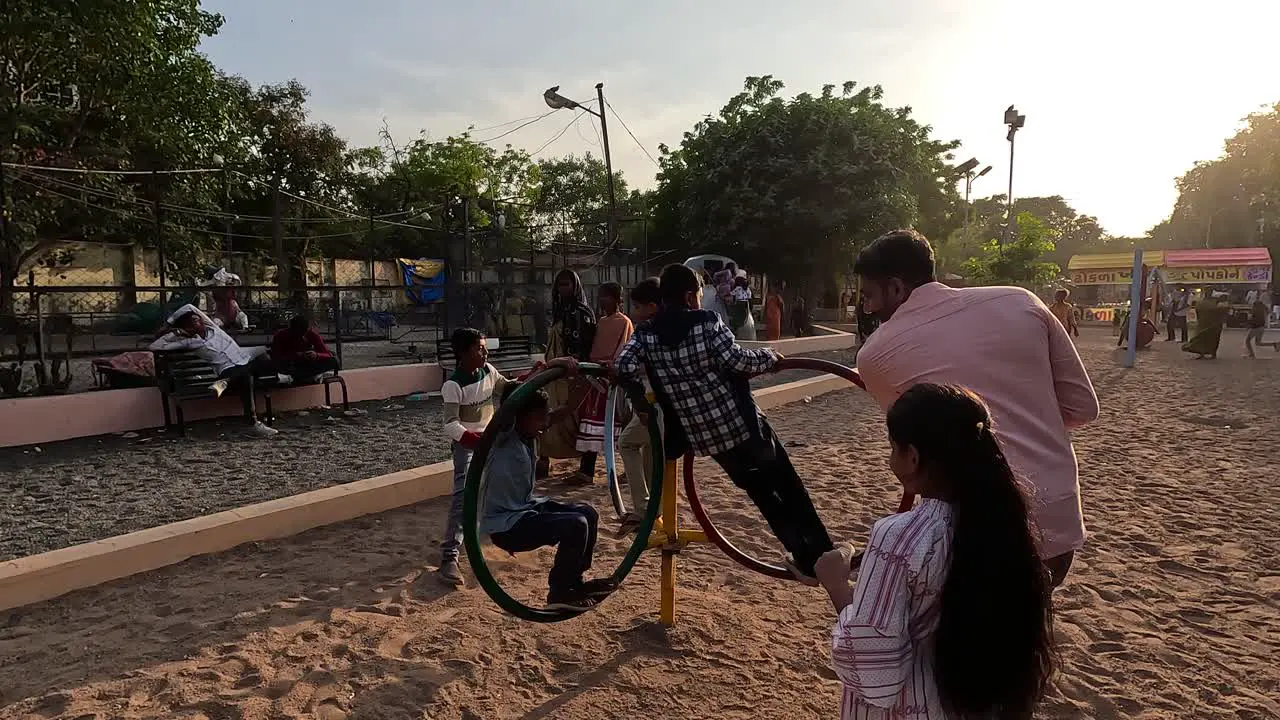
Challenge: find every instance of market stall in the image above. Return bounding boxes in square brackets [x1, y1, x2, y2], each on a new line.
[1066, 251, 1164, 324]
[1162, 248, 1272, 327]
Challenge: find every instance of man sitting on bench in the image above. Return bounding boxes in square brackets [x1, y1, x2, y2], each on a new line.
[271, 314, 339, 383]
[150, 304, 290, 438]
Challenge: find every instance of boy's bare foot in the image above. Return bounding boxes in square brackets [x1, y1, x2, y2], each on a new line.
[782, 556, 820, 587]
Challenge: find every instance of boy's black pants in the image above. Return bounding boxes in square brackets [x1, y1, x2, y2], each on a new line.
[491, 501, 598, 594]
[711, 419, 833, 576]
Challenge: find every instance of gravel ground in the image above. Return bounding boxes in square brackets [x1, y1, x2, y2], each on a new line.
[0, 346, 859, 561]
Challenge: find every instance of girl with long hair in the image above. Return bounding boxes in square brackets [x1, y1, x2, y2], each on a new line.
[816, 383, 1056, 719]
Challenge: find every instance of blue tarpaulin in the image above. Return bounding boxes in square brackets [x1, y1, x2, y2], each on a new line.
[397, 258, 446, 305]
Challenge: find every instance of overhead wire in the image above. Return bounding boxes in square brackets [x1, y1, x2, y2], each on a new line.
[605, 99, 660, 167]
[13, 168, 418, 225]
[530, 111, 585, 157]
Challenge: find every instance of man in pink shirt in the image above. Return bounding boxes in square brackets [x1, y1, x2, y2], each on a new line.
[853, 229, 1099, 586]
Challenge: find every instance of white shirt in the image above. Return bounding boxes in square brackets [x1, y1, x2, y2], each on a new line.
[832, 499, 953, 719]
[731, 286, 751, 303]
[148, 304, 254, 374]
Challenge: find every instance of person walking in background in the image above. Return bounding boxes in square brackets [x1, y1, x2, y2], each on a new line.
[1167, 287, 1191, 343]
[1182, 291, 1227, 359]
[764, 283, 785, 341]
[854, 229, 1099, 588]
[572, 282, 633, 484]
[1244, 296, 1278, 358]
[1049, 288, 1080, 338]
[790, 295, 812, 337]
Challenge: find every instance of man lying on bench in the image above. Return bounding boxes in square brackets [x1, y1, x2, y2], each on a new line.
[150, 304, 291, 438]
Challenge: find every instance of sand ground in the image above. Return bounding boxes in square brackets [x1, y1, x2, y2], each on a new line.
[0, 329, 1277, 719]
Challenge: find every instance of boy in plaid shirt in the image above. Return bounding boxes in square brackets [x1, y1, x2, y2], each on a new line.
[614, 263, 834, 582]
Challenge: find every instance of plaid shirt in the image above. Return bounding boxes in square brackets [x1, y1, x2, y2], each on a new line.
[615, 311, 777, 456]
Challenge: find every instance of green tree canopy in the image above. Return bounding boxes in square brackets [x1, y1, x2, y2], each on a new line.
[961, 212, 1061, 289]
[651, 76, 960, 299]
[1152, 102, 1280, 262]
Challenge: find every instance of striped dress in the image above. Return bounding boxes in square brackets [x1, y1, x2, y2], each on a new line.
[831, 499, 953, 719]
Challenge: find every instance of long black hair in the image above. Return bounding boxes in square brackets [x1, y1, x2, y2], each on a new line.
[885, 383, 1056, 719]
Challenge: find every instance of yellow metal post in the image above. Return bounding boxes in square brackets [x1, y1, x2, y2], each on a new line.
[659, 459, 678, 626]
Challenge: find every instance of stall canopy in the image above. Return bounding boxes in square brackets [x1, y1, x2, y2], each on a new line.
[1067, 251, 1165, 270]
[1163, 247, 1271, 267]
[1162, 248, 1272, 284]
[1066, 251, 1165, 285]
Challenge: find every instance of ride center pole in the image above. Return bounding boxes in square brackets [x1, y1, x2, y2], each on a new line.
[660, 459, 679, 626]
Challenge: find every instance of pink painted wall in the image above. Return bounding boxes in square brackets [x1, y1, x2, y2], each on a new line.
[0, 363, 444, 448]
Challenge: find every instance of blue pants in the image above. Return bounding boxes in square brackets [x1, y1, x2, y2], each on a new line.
[491, 501, 598, 594]
[441, 442, 473, 562]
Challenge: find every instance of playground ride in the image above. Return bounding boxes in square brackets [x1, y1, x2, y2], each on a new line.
[462, 358, 913, 626]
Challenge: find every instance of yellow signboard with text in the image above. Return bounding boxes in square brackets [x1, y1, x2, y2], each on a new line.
[1164, 265, 1271, 284]
[1069, 268, 1133, 285]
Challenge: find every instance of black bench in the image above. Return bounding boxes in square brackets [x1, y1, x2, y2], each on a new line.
[154, 351, 281, 435]
[153, 351, 350, 435]
[436, 335, 536, 375]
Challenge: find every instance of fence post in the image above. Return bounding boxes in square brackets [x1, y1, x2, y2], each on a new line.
[152, 169, 166, 305]
[332, 287, 344, 369]
[272, 176, 285, 296]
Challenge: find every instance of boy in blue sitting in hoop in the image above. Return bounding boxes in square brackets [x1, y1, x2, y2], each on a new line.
[483, 384, 616, 610]
[613, 263, 834, 583]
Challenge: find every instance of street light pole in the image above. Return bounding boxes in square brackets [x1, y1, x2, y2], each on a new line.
[544, 83, 619, 252]
[595, 83, 618, 250]
[1003, 105, 1026, 243]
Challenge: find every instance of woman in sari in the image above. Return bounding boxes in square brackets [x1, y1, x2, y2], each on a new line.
[1182, 292, 1227, 359]
[537, 269, 598, 478]
[764, 283, 785, 341]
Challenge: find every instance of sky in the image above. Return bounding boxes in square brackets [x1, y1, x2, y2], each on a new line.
[200, 0, 1280, 238]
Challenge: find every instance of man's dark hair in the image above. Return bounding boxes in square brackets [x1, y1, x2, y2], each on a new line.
[630, 277, 661, 305]
[853, 229, 937, 288]
[659, 263, 701, 306]
[289, 314, 311, 334]
[600, 281, 623, 301]
[450, 327, 485, 357]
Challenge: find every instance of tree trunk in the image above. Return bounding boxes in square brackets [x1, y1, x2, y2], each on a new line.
[0, 250, 18, 316]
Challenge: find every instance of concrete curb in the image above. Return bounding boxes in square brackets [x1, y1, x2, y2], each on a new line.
[0, 373, 858, 612]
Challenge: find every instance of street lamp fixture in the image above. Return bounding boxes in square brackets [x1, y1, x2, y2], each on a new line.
[956, 159, 993, 248]
[542, 83, 617, 251]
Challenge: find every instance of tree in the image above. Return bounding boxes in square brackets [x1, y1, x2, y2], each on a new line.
[1153, 101, 1280, 261]
[965, 195, 1107, 267]
[962, 212, 1060, 289]
[1, 0, 231, 311]
[652, 76, 960, 302]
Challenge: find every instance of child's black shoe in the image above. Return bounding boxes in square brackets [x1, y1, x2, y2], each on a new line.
[546, 588, 597, 611]
[580, 578, 618, 598]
